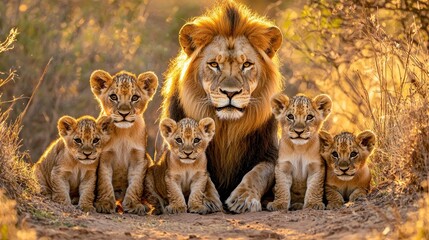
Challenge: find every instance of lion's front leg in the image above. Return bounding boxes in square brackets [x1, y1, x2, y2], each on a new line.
[303, 162, 325, 210]
[51, 168, 72, 205]
[122, 150, 148, 215]
[202, 177, 222, 213]
[188, 172, 209, 214]
[78, 170, 97, 213]
[226, 161, 274, 213]
[267, 161, 292, 211]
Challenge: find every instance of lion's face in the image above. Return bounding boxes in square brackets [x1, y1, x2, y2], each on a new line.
[271, 94, 332, 145]
[160, 118, 215, 164]
[198, 36, 261, 120]
[58, 116, 113, 165]
[320, 131, 376, 181]
[90, 70, 158, 128]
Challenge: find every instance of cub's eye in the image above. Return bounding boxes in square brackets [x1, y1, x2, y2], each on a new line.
[175, 138, 183, 144]
[131, 95, 140, 102]
[331, 151, 339, 158]
[193, 138, 201, 144]
[109, 94, 118, 101]
[306, 115, 314, 121]
[93, 138, 100, 144]
[287, 114, 294, 120]
[74, 138, 82, 144]
[208, 62, 219, 69]
[242, 61, 253, 69]
[350, 151, 358, 158]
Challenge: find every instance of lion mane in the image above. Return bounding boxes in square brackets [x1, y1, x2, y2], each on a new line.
[161, 0, 283, 199]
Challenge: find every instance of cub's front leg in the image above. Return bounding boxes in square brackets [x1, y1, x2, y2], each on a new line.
[202, 177, 222, 213]
[78, 169, 97, 212]
[349, 187, 368, 202]
[188, 171, 209, 214]
[165, 173, 187, 214]
[267, 161, 292, 211]
[122, 150, 149, 215]
[303, 162, 325, 210]
[226, 162, 275, 213]
[95, 152, 116, 214]
[325, 184, 345, 210]
[51, 168, 72, 205]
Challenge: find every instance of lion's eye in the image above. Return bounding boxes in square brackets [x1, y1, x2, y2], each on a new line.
[350, 151, 358, 158]
[109, 94, 118, 101]
[332, 151, 339, 158]
[242, 61, 253, 69]
[306, 115, 314, 121]
[175, 138, 183, 144]
[208, 62, 219, 69]
[93, 138, 100, 144]
[287, 114, 294, 120]
[74, 138, 82, 144]
[194, 138, 201, 144]
[131, 95, 140, 102]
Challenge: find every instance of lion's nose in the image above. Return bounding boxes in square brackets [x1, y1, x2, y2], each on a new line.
[220, 88, 242, 99]
[294, 129, 304, 136]
[83, 151, 92, 157]
[183, 151, 193, 157]
[339, 161, 349, 172]
[119, 112, 129, 118]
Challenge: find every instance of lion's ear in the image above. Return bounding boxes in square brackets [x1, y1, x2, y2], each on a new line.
[179, 23, 197, 56]
[58, 116, 77, 137]
[313, 94, 332, 119]
[356, 130, 376, 153]
[319, 130, 333, 153]
[97, 116, 114, 135]
[137, 71, 158, 99]
[271, 93, 289, 119]
[90, 70, 113, 96]
[160, 118, 177, 139]
[264, 27, 283, 58]
[199, 117, 215, 140]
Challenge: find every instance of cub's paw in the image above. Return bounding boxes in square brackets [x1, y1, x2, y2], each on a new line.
[78, 204, 96, 213]
[267, 200, 289, 212]
[122, 199, 149, 216]
[165, 204, 187, 214]
[350, 194, 367, 202]
[304, 202, 325, 210]
[95, 200, 116, 214]
[202, 196, 222, 213]
[52, 194, 71, 205]
[326, 202, 343, 210]
[226, 188, 261, 213]
[289, 203, 304, 211]
[188, 204, 211, 215]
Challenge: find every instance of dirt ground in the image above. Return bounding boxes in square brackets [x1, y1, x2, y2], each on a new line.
[26, 191, 418, 240]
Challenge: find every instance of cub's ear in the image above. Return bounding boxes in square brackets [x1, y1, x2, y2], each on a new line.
[160, 118, 177, 139]
[248, 26, 283, 59]
[137, 71, 158, 99]
[58, 116, 77, 137]
[199, 117, 215, 140]
[179, 23, 213, 57]
[356, 130, 376, 153]
[90, 70, 113, 96]
[97, 116, 114, 135]
[313, 94, 332, 119]
[319, 130, 333, 153]
[271, 93, 290, 119]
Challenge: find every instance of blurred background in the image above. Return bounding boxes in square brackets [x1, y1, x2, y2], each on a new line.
[0, 1, 428, 190]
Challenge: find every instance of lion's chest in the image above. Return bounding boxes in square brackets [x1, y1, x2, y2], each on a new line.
[177, 170, 198, 197]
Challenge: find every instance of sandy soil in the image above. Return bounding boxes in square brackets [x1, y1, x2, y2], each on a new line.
[26, 191, 418, 240]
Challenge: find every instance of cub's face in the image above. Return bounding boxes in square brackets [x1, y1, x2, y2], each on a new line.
[320, 131, 376, 181]
[271, 94, 332, 145]
[160, 118, 215, 164]
[90, 70, 158, 128]
[58, 115, 113, 165]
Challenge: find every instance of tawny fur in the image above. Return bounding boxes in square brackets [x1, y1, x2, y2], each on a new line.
[145, 118, 222, 215]
[161, 0, 283, 213]
[90, 70, 158, 215]
[320, 131, 376, 209]
[267, 94, 332, 211]
[33, 115, 113, 212]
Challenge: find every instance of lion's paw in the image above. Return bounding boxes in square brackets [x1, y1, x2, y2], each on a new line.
[122, 200, 149, 216]
[326, 202, 343, 210]
[304, 201, 325, 210]
[188, 204, 211, 215]
[95, 200, 116, 214]
[289, 202, 304, 211]
[166, 204, 187, 214]
[78, 204, 96, 213]
[267, 200, 289, 212]
[202, 196, 222, 213]
[226, 188, 261, 213]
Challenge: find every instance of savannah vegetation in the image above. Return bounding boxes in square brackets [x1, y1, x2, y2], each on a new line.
[0, 0, 428, 239]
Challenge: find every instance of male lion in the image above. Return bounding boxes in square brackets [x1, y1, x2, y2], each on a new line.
[161, 1, 283, 212]
[90, 70, 158, 215]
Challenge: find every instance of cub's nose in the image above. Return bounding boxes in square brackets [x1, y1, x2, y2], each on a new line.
[294, 129, 304, 136]
[83, 151, 92, 157]
[183, 151, 193, 157]
[119, 112, 129, 118]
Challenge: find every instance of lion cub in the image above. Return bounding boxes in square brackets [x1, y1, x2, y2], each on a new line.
[33, 115, 112, 212]
[90, 70, 158, 215]
[144, 118, 222, 215]
[267, 93, 332, 211]
[320, 131, 376, 209]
